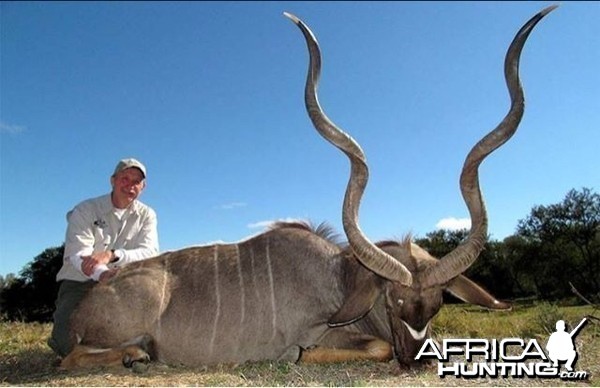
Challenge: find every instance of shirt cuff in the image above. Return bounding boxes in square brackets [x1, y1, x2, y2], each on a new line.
[91, 264, 110, 281]
[114, 249, 125, 260]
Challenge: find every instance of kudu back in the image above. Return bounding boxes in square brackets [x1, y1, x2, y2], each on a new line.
[61, 6, 557, 369]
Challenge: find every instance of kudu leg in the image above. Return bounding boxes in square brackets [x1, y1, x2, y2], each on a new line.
[60, 334, 154, 369]
[300, 332, 393, 363]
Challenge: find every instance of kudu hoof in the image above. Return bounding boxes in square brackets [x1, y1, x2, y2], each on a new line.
[122, 346, 151, 368]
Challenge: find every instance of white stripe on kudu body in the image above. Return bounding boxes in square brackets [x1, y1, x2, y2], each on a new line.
[265, 238, 277, 342]
[235, 244, 246, 327]
[209, 245, 221, 356]
[156, 270, 169, 341]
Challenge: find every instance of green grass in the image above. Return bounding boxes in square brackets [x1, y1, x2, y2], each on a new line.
[1, 304, 598, 386]
[434, 302, 600, 339]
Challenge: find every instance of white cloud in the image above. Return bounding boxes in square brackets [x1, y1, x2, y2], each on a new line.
[247, 217, 303, 230]
[0, 121, 26, 135]
[217, 202, 247, 210]
[435, 217, 471, 231]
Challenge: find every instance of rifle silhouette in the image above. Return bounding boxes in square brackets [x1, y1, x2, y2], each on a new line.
[569, 317, 588, 338]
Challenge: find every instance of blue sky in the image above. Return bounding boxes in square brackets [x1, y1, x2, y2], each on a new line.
[1, 2, 598, 277]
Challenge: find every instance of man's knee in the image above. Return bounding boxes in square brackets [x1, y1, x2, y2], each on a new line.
[48, 280, 94, 357]
[48, 335, 71, 358]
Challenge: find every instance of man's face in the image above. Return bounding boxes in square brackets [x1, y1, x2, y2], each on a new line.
[111, 168, 145, 205]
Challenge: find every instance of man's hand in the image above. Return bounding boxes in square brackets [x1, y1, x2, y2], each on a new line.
[98, 268, 118, 283]
[81, 251, 113, 276]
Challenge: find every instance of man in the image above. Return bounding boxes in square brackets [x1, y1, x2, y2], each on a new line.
[48, 158, 159, 357]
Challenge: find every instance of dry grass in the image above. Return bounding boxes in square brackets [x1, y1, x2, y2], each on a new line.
[1, 304, 598, 386]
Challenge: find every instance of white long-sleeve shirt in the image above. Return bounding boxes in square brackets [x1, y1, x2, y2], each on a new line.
[56, 194, 159, 282]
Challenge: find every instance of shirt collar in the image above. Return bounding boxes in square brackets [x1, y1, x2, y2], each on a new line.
[101, 193, 140, 216]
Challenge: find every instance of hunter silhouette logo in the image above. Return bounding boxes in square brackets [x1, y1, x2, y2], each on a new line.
[546, 318, 587, 372]
[415, 317, 589, 380]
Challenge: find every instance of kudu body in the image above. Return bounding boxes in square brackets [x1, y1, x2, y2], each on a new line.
[60, 6, 556, 369]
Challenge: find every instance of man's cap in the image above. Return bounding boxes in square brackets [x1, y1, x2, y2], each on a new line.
[113, 158, 147, 178]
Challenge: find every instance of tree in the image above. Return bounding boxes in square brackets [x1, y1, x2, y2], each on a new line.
[500, 234, 538, 297]
[415, 229, 516, 300]
[0, 273, 16, 290]
[415, 229, 468, 258]
[0, 245, 64, 322]
[516, 188, 600, 299]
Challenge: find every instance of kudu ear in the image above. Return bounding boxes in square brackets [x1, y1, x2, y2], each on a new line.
[446, 275, 511, 310]
[328, 271, 386, 327]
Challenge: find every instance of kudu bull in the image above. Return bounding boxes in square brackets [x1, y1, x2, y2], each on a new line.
[60, 6, 556, 369]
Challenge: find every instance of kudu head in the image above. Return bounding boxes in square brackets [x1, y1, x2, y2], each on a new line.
[286, 5, 557, 366]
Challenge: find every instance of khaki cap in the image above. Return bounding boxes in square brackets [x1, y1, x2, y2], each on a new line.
[113, 158, 147, 178]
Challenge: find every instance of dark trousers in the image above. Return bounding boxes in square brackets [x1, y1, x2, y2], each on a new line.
[47, 280, 95, 357]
